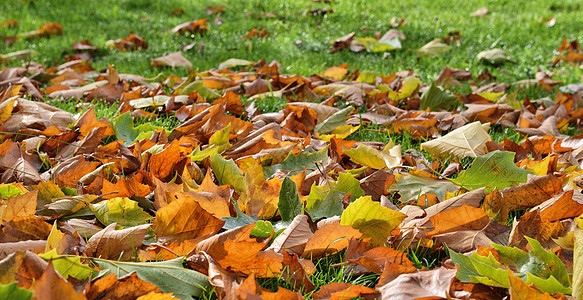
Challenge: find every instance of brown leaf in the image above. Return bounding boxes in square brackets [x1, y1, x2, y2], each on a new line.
[54, 156, 101, 188]
[150, 52, 192, 68]
[360, 169, 396, 200]
[470, 7, 490, 17]
[508, 209, 564, 249]
[244, 28, 270, 39]
[312, 282, 379, 300]
[0, 240, 46, 259]
[108, 33, 148, 51]
[377, 261, 418, 287]
[481, 174, 563, 222]
[282, 250, 315, 293]
[85, 223, 150, 260]
[31, 261, 87, 300]
[71, 40, 97, 51]
[171, 19, 208, 35]
[0, 251, 48, 288]
[0, 216, 52, 242]
[267, 215, 313, 256]
[86, 272, 161, 300]
[152, 192, 224, 243]
[187, 223, 271, 274]
[377, 267, 456, 300]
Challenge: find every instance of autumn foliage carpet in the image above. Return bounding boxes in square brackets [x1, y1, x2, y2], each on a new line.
[3, 3, 583, 300]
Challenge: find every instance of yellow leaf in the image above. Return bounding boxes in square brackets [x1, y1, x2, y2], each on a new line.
[340, 196, 406, 245]
[387, 76, 421, 101]
[45, 222, 65, 253]
[478, 91, 504, 101]
[241, 162, 283, 219]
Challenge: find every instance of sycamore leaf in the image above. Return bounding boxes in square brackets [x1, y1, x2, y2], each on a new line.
[477, 48, 515, 66]
[86, 272, 161, 300]
[263, 147, 329, 178]
[451, 237, 571, 294]
[210, 154, 246, 194]
[150, 51, 192, 68]
[340, 196, 406, 245]
[344, 142, 402, 169]
[413, 38, 451, 56]
[218, 58, 253, 70]
[222, 201, 261, 230]
[110, 112, 165, 146]
[31, 262, 86, 300]
[306, 172, 365, 220]
[314, 107, 354, 134]
[85, 223, 150, 260]
[388, 76, 422, 101]
[278, 177, 303, 223]
[241, 162, 283, 219]
[420, 121, 491, 159]
[353, 37, 401, 53]
[508, 270, 557, 300]
[420, 82, 459, 111]
[0, 282, 32, 300]
[390, 172, 458, 203]
[177, 81, 219, 100]
[39, 249, 97, 280]
[452, 151, 533, 190]
[94, 257, 209, 300]
[90, 197, 153, 227]
[573, 227, 583, 298]
[250, 220, 274, 238]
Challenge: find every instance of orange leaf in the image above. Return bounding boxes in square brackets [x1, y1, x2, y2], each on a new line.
[313, 282, 379, 300]
[427, 204, 490, 236]
[152, 193, 224, 243]
[539, 190, 583, 222]
[1, 190, 38, 223]
[31, 262, 86, 300]
[148, 140, 189, 181]
[508, 269, 557, 300]
[241, 162, 283, 219]
[86, 272, 161, 300]
[302, 221, 362, 258]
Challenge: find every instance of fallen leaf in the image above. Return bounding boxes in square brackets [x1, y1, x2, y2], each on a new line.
[85, 223, 150, 260]
[86, 272, 162, 300]
[150, 52, 192, 68]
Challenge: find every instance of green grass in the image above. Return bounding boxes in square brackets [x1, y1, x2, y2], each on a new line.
[3, 0, 583, 84]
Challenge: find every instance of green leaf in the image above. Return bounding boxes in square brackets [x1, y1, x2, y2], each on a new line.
[305, 172, 365, 220]
[340, 196, 406, 245]
[356, 71, 383, 84]
[190, 124, 232, 161]
[413, 38, 451, 56]
[61, 186, 78, 196]
[110, 112, 165, 146]
[210, 154, 247, 194]
[211, 154, 247, 195]
[94, 257, 209, 300]
[221, 201, 260, 230]
[353, 37, 401, 53]
[263, 146, 328, 178]
[390, 172, 458, 203]
[39, 250, 98, 280]
[250, 220, 274, 238]
[451, 237, 571, 294]
[451, 151, 533, 190]
[420, 82, 459, 111]
[305, 185, 344, 221]
[0, 282, 32, 300]
[314, 107, 354, 134]
[278, 177, 303, 223]
[0, 184, 24, 199]
[90, 197, 153, 227]
[178, 81, 219, 100]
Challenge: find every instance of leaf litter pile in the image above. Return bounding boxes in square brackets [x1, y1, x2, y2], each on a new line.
[3, 38, 583, 300]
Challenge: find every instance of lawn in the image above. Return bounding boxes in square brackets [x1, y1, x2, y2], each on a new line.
[2, 0, 583, 299]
